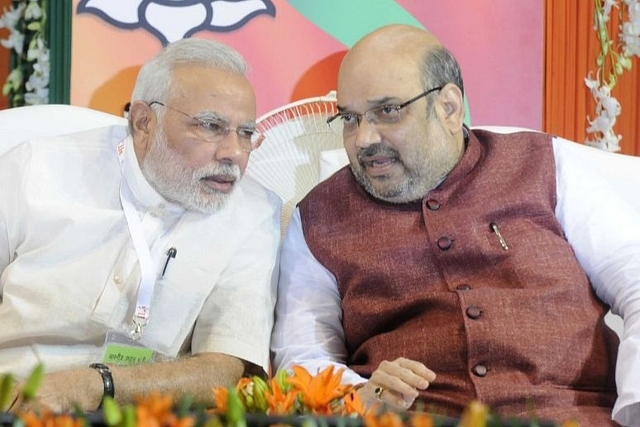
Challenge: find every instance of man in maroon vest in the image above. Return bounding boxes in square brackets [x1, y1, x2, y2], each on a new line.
[271, 25, 640, 427]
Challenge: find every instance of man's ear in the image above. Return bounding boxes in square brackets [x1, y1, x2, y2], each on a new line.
[128, 101, 156, 163]
[436, 83, 464, 133]
[129, 101, 154, 137]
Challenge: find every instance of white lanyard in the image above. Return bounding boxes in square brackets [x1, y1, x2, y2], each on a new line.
[117, 141, 158, 340]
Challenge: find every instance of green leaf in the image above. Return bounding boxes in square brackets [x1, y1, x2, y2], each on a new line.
[122, 405, 136, 427]
[275, 369, 290, 392]
[251, 376, 268, 412]
[176, 393, 194, 417]
[102, 396, 123, 426]
[226, 389, 247, 427]
[203, 415, 224, 427]
[26, 22, 41, 31]
[21, 364, 44, 401]
[0, 373, 16, 411]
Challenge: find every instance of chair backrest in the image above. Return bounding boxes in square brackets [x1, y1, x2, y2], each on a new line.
[0, 104, 127, 157]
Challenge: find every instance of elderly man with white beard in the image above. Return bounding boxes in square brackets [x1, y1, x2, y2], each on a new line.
[0, 38, 280, 412]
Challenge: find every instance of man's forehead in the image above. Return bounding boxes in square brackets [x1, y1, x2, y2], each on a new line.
[336, 61, 422, 109]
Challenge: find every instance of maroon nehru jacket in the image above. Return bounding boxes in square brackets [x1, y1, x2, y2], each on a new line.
[298, 129, 619, 426]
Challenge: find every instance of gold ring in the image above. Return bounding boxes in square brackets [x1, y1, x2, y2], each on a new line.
[374, 386, 384, 399]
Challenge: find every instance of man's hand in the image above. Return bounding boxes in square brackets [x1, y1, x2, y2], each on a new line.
[10, 368, 104, 412]
[12, 368, 103, 413]
[357, 357, 436, 410]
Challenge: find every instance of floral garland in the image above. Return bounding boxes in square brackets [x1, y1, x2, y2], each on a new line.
[585, 0, 640, 151]
[0, 0, 50, 107]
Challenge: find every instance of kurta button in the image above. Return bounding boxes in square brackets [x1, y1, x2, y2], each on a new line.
[437, 236, 453, 250]
[456, 284, 471, 291]
[466, 305, 482, 319]
[113, 275, 122, 284]
[426, 199, 440, 211]
[473, 364, 488, 377]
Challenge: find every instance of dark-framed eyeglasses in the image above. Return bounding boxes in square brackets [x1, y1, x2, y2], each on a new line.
[148, 101, 264, 153]
[326, 86, 443, 137]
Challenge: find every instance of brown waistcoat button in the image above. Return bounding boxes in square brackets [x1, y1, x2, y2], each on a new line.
[466, 305, 482, 319]
[456, 284, 471, 291]
[472, 364, 488, 377]
[426, 199, 440, 210]
[437, 236, 453, 250]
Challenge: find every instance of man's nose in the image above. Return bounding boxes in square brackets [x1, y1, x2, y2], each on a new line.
[215, 131, 249, 161]
[353, 118, 382, 149]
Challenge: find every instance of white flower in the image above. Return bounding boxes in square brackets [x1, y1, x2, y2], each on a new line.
[0, 3, 26, 29]
[24, 0, 42, 20]
[585, 0, 640, 151]
[603, 0, 618, 20]
[0, 30, 24, 55]
[23, 86, 48, 105]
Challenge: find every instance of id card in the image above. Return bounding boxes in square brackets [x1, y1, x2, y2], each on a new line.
[102, 330, 155, 366]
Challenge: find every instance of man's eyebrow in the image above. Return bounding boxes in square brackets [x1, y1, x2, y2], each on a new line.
[336, 96, 401, 113]
[194, 110, 226, 122]
[193, 111, 256, 128]
[238, 121, 257, 130]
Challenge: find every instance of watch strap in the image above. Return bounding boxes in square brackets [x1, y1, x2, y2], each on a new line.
[89, 363, 115, 408]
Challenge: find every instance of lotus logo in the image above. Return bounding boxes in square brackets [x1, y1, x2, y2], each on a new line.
[77, 0, 276, 45]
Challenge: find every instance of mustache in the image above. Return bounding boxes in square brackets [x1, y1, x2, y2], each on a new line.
[194, 163, 241, 181]
[358, 143, 400, 160]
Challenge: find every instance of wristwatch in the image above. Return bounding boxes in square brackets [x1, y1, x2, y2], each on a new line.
[89, 363, 115, 408]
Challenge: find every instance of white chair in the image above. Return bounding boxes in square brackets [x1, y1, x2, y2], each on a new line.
[0, 104, 127, 157]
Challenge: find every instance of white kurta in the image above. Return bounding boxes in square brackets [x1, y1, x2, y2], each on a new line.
[0, 125, 281, 377]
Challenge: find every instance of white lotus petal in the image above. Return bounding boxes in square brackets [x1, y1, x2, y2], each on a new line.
[145, 3, 208, 43]
[79, 0, 144, 25]
[210, 0, 268, 27]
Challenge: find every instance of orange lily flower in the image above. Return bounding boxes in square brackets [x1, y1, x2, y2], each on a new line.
[342, 388, 367, 417]
[134, 392, 196, 427]
[18, 410, 84, 427]
[265, 376, 297, 415]
[286, 365, 350, 414]
[364, 412, 404, 427]
[408, 412, 435, 427]
[210, 386, 229, 414]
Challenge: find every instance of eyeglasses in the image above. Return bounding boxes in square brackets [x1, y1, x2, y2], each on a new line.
[326, 86, 443, 137]
[148, 101, 264, 153]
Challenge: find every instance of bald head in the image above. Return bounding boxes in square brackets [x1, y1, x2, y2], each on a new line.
[347, 24, 442, 61]
[338, 24, 464, 105]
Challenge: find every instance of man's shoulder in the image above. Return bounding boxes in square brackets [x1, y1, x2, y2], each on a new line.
[470, 126, 552, 145]
[11, 124, 129, 157]
[237, 174, 282, 209]
[303, 166, 353, 201]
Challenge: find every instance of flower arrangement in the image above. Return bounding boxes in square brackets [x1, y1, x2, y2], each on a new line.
[0, 365, 584, 427]
[0, 0, 50, 107]
[585, 0, 640, 151]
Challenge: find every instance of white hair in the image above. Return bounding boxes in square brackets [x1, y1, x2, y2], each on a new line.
[130, 38, 248, 104]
